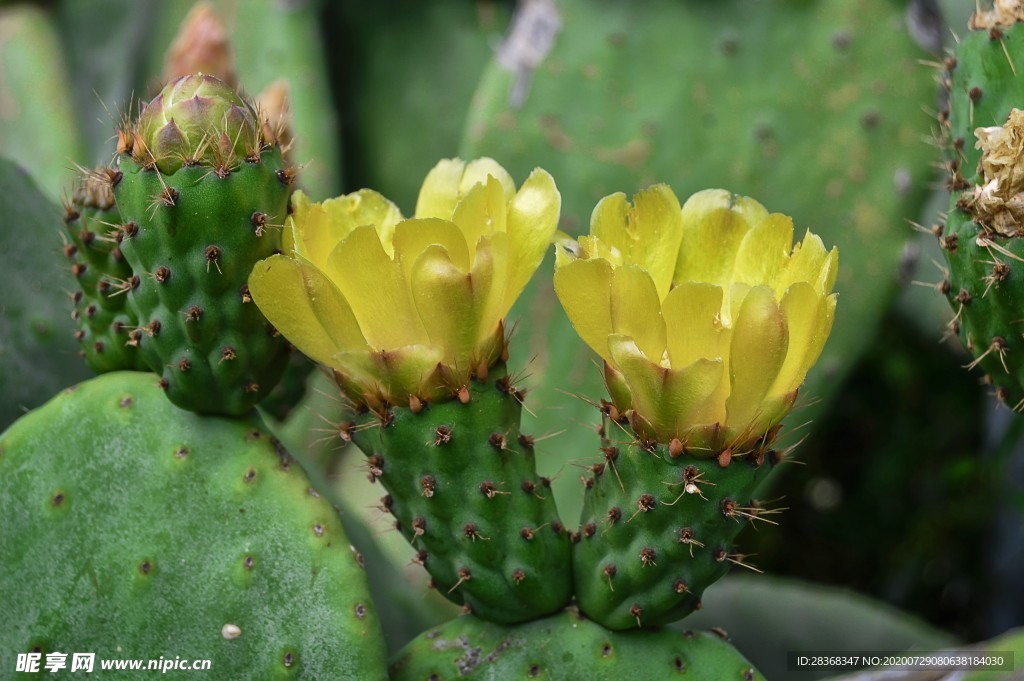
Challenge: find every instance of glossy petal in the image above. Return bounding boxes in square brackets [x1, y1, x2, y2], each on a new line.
[770, 289, 837, 397]
[733, 212, 794, 288]
[288, 189, 402, 266]
[452, 175, 507, 256]
[415, 157, 515, 222]
[326, 225, 427, 349]
[461, 158, 515, 200]
[662, 282, 725, 368]
[591, 184, 682, 299]
[414, 158, 466, 221]
[506, 168, 560, 307]
[392, 218, 471, 278]
[675, 189, 767, 288]
[609, 335, 724, 439]
[725, 286, 789, 438]
[777, 230, 833, 296]
[411, 242, 495, 365]
[609, 265, 666, 363]
[553, 258, 614, 363]
[474, 233, 511, 347]
[249, 254, 367, 366]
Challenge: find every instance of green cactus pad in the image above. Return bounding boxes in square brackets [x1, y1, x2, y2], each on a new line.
[940, 20, 1024, 407]
[113, 148, 291, 416]
[390, 607, 765, 680]
[350, 364, 572, 624]
[63, 170, 148, 373]
[0, 371, 387, 680]
[573, 417, 776, 630]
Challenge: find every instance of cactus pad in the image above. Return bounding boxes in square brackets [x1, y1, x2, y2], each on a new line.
[350, 364, 573, 624]
[390, 607, 765, 680]
[573, 417, 776, 630]
[0, 371, 387, 680]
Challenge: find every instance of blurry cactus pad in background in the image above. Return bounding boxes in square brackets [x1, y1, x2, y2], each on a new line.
[249, 157, 560, 408]
[554, 188, 838, 452]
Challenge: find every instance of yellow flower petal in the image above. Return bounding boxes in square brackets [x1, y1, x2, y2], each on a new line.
[451, 175, 507, 255]
[733, 212, 794, 288]
[475, 232, 512, 346]
[553, 257, 614, 363]
[414, 158, 466, 221]
[777, 230, 839, 296]
[591, 184, 682, 299]
[609, 265, 666, 363]
[288, 189, 402, 266]
[410, 237, 506, 365]
[769, 287, 837, 398]
[325, 225, 427, 349]
[249, 254, 367, 367]
[675, 189, 768, 288]
[392, 218, 471, 278]
[282, 190, 311, 254]
[505, 168, 560, 308]
[662, 282, 726, 368]
[609, 335, 724, 440]
[725, 285, 789, 438]
[461, 157, 515, 199]
[414, 157, 515, 221]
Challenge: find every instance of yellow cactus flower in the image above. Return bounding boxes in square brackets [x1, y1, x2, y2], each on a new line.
[554, 186, 838, 451]
[249, 158, 560, 408]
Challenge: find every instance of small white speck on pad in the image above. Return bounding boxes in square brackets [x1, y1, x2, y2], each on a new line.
[222, 624, 242, 640]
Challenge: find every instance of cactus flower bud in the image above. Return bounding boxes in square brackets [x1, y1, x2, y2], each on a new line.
[130, 74, 263, 174]
[248, 157, 560, 408]
[554, 187, 838, 451]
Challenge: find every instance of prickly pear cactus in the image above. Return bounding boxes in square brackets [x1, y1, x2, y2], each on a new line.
[389, 607, 765, 680]
[0, 371, 388, 680]
[938, 5, 1024, 408]
[63, 170, 148, 374]
[350, 364, 572, 624]
[112, 74, 292, 415]
[554, 186, 837, 630]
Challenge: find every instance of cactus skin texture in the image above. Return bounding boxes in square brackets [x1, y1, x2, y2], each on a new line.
[112, 74, 292, 415]
[0, 371, 388, 680]
[390, 607, 764, 680]
[573, 416, 776, 630]
[350, 364, 573, 624]
[63, 170, 148, 374]
[937, 14, 1024, 409]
